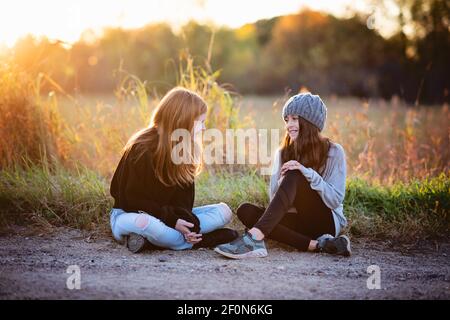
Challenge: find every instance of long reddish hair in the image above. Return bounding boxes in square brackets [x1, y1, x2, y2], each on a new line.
[124, 87, 207, 187]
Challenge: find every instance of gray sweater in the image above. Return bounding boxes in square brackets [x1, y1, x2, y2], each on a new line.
[269, 142, 347, 236]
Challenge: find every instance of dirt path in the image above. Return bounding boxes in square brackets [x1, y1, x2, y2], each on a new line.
[0, 226, 449, 299]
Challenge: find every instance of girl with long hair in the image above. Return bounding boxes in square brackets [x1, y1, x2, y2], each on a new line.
[215, 92, 351, 259]
[110, 87, 238, 253]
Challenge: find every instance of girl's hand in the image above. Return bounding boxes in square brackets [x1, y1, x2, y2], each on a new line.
[184, 232, 203, 244]
[175, 219, 203, 244]
[175, 219, 195, 235]
[280, 160, 303, 176]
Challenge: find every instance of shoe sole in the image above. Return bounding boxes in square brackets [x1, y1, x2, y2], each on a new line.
[126, 233, 146, 253]
[339, 235, 352, 257]
[214, 247, 268, 259]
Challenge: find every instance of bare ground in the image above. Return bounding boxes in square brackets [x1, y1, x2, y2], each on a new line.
[0, 226, 449, 300]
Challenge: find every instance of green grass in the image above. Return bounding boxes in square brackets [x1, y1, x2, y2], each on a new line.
[0, 161, 111, 231]
[195, 170, 270, 208]
[1, 162, 448, 240]
[345, 174, 449, 239]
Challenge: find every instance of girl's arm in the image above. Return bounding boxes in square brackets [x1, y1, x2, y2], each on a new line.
[298, 144, 347, 210]
[171, 183, 195, 212]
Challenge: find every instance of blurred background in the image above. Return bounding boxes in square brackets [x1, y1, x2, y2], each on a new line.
[1, 0, 448, 104]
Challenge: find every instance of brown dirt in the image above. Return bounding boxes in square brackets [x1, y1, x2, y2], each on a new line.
[0, 226, 449, 299]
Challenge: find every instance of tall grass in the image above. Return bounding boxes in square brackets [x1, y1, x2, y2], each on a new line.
[0, 63, 68, 168]
[324, 99, 450, 184]
[242, 95, 450, 184]
[50, 52, 250, 177]
[0, 55, 448, 240]
[0, 159, 110, 230]
[175, 51, 248, 131]
[0, 163, 448, 239]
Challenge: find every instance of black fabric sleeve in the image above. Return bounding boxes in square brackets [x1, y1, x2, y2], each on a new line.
[124, 154, 179, 228]
[171, 183, 195, 211]
[168, 206, 200, 233]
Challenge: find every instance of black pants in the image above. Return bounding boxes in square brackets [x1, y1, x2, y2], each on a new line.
[237, 170, 335, 251]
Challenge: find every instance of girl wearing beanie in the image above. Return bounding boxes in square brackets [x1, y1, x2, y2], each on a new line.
[109, 87, 238, 253]
[215, 92, 351, 259]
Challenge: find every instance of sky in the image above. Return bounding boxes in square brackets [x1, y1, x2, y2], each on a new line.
[0, 0, 399, 47]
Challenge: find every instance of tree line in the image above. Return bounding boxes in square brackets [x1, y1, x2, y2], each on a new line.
[4, 0, 449, 104]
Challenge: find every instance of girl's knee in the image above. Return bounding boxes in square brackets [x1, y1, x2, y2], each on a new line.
[135, 214, 150, 229]
[217, 202, 233, 224]
[279, 171, 308, 195]
[236, 202, 260, 226]
[284, 169, 303, 181]
[237, 202, 252, 218]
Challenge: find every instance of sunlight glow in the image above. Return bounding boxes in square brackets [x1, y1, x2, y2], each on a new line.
[0, 0, 393, 48]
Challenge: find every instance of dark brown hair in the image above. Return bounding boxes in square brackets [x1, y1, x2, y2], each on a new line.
[281, 117, 330, 176]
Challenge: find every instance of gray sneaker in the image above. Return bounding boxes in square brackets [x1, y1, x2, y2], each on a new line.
[316, 234, 352, 257]
[214, 232, 268, 259]
[316, 233, 334, 249]
[126, 233, 147, 253]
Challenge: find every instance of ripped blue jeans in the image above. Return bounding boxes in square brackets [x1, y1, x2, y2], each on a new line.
[110, 202, 233, 250]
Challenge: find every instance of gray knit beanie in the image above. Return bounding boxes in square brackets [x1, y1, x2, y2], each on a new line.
[282, 93, 327, 132]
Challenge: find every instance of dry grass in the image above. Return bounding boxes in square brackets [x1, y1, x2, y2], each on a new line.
[0, 57, 448, 239]
[241, 94, 449, 184]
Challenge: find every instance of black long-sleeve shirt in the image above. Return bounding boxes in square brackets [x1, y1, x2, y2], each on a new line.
[110, 134, 195, 228]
